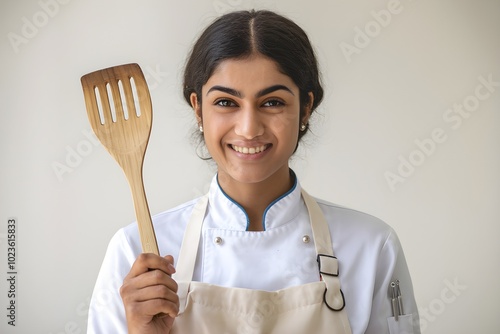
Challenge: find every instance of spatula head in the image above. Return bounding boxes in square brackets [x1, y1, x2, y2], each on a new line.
[81, 63, 152, 156]
[81, 63, 159, 256]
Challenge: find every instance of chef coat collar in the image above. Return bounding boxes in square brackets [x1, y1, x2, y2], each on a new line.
[207, 170, 302, 231]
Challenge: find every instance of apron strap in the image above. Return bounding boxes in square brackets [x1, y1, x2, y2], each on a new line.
[173, 194, 208, 282]
[302, 189, 346, 311]
[172, 195, 208, 313]
[301, 189, 335, 256]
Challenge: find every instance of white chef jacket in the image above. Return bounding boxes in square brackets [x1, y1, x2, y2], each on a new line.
[87, 173, 420, 334]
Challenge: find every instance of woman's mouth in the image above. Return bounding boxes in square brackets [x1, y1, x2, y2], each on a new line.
[230, 144, 270, 155]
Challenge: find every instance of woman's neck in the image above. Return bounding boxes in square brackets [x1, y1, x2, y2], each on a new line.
[217, 168, 294, 231]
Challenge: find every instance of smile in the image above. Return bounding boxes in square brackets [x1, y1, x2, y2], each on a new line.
[231, 144, 269, 154]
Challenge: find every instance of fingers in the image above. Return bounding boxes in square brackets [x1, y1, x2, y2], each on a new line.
[121, 253, 180, 320]
[132, 278, 179, 303]
[127, 253, 176, 279]
[126, 268, 178, 294]
[124, 293, 179, 319]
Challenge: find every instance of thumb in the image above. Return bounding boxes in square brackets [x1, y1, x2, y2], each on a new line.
[164, 255, 176, 274]
[164, 254, 175, 264]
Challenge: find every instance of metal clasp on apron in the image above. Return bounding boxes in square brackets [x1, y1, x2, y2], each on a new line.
[317, 254, 346, 311]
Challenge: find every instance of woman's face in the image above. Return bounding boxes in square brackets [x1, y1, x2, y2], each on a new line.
[191, 54, 311, 188]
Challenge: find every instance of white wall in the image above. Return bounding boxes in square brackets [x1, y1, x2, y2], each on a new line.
[1, 0, 499, 333]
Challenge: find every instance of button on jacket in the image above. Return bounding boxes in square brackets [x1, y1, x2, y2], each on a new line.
[87, 174, 420, 334]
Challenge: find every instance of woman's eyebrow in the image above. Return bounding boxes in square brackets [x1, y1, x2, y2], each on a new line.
[206, 86, 242, 97]
[206, 84, 295, 98]
[256, 85, 294, 97]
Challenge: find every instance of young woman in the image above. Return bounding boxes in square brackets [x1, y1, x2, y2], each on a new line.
[87, 10, 420, 334]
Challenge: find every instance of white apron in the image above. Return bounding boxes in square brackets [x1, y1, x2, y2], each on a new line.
[171, 189, 352, 334]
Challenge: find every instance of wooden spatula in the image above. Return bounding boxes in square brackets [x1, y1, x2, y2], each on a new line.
[81, 63, 159, 255]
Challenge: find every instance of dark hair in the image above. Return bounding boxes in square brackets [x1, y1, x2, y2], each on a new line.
[183, 9, 323, 145]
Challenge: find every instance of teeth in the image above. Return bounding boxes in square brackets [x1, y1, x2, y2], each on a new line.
[232, 144, 268, 154]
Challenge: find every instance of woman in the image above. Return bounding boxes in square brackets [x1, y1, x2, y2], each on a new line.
[87, 10, 420, 334]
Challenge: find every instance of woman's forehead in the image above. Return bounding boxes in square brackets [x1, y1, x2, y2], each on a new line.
[204, 55, 297, 92]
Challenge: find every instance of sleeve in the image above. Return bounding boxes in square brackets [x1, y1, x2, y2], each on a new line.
[87, 229, 139, 334]
[365, 229, 421, 334]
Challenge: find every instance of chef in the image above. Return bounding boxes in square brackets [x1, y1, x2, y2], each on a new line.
[87, 9, 420, 334]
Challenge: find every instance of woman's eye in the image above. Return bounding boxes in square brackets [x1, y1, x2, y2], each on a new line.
[262, 99, 284, 107]
[215, 99, 237, 107]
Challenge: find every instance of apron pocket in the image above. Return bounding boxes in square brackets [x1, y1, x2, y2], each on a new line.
[387, 314, 414, 334]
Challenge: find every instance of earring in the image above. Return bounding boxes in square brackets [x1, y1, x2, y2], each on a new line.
[300, 123, 307, 131]
[199, 124, 203, 133]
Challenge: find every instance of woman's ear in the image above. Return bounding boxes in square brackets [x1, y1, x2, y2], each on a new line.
[301, 92, 314, 125]
[190, 92, 202, 123]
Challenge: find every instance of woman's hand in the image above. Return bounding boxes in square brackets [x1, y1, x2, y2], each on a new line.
[120, 253, 179, 334]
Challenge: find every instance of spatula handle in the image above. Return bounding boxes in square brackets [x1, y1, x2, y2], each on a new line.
[131, 177, 159, 255]
[122, 154, 159, 255]
[131, 187, 159, 255]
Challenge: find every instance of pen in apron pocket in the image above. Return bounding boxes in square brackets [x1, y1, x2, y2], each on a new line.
[390, 281, 399, 321]
[396, 279, 404, 316]
[390, 280, 405, 321]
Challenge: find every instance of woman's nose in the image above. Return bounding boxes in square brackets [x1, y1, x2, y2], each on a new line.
[234, 106, 264, 139]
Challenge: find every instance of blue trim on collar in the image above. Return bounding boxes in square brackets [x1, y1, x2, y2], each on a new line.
[215, 170, 298, 231]
[261, 171, 297, 231]
[216, 174, 251, 229]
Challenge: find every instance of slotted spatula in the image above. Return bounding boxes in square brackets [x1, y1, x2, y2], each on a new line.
[81, 63, 159, 255]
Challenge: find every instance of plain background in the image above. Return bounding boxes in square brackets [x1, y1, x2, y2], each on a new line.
[1, 0, 499, 333]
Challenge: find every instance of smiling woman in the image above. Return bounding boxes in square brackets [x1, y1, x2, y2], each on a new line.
[87, 9, 421, 334]
[191, 55, 309, 230]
